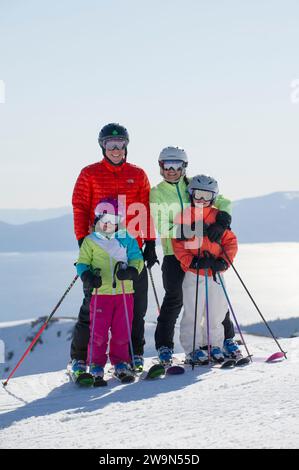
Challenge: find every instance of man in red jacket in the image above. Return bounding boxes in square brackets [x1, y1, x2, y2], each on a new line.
[71, 123, 157, 373]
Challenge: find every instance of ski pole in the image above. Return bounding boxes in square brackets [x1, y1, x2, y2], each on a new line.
[87, 268, 102, 368]
[148, 267, 161, 315]
[88, 288, 98, 368]
[3, 274, 79, 387]
[191, 247, 201, 371]
[204, 269, 211, 362]
[220, 246, 287, 358]
[217, 273, 252, 361]
[121, 281, 136, 371]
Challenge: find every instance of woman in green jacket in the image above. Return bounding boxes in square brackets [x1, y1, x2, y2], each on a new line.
[150, 146, 240, 365]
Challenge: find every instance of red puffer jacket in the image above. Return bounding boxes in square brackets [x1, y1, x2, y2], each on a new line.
[72, 158, 155, 247]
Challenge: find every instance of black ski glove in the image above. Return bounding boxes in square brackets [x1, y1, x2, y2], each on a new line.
[210, 257, 229, 272]
[116, 266, 139, 281]
[189, 255, 213, 270]
[207, 211, 232, 243]
[143, 240, 159, 270]
[81, 269, 102, 290]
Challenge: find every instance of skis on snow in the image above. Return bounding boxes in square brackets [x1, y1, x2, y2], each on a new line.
[144, 361, 185, 380]
[66, 352, 284, 387]
[220, 356, 251, 368]
[66, 364, 107, 387]
[112, 371, 135, 384]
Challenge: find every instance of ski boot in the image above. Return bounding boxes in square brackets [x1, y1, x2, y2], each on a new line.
[185, 348, 209, 366]
[132, 355, 144, 372]
[223, 339, 251, 366]
[157, 346, 173, 366]
[89, 363, 107, 387]
[114, 362, 135, 384]
[68, 359, 94, 387]
[223, 338, 243, 360]
[210, 346, 225, 364]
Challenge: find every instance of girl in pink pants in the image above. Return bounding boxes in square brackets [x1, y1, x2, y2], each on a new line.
[88, 293, 134, 367]
[75, 197, 144, 381]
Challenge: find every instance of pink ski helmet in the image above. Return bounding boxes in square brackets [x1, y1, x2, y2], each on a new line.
[94, 197, 125, 225]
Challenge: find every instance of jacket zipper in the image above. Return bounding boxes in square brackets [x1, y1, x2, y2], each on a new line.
[175, 183, 184, 211]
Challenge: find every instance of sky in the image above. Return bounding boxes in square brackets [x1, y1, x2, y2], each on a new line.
[0, 0, 299, 208]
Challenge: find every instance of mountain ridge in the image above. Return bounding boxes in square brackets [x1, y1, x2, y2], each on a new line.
[0, 191, 298, 251]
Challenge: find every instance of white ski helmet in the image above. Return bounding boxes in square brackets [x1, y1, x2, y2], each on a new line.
[158, 146, 188, 178]
[158, 146, 188, 164]
[187, 174, 219, 199]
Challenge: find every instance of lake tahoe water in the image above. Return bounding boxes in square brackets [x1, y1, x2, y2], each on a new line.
[0, 251, 162, 324]
[0, 244, 299, 330]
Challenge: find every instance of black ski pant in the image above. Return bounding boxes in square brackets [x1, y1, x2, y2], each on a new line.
[70, 266, 148, 361]
[154, 255, 235, 351]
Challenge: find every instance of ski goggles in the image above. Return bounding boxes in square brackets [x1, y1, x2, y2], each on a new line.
[102, 138, 128, 151]
[96, 213, 121, 225]
[159, 160, 186, 171]
[192, 189, 215, 202]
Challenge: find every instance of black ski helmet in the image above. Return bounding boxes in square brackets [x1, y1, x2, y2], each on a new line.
[98, 123, 129, 148]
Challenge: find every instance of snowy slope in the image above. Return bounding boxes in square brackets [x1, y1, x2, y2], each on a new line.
[0, 319, 168, 379]
[0, 324, 299, 449]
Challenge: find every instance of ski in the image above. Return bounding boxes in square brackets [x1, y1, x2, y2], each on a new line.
[67, 369, 95, 387]
[166, 364, 185, 375]
[145, 362, 185, 380]
[145, 363, 165, 380]
[252, 354, 285, 364]
[66, 363, 108, 387]
[93, 376, 108, 387]
[220, 358, 236, 368]
[220, 356, 251, 368]
[235, 356, 251, 366]
[113, 372, 135, 384]
[182, 358, 237, 369]
[265, 352, 286, 362]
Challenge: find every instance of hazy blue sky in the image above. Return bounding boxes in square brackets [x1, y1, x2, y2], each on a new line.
[0, 0, 299, 208]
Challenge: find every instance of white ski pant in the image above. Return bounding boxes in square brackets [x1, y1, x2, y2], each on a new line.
[180, 271, 228, 354]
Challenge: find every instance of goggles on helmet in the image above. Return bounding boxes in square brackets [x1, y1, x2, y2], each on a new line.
[192, 189, 215, 202]
[95, 213, 121, 225]
[103, 138, 128, 151]
[159, 160, 186, 171]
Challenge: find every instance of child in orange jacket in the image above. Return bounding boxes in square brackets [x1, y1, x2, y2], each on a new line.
[172, 175, 238, 364]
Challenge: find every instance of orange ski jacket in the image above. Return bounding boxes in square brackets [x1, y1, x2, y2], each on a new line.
[172, 205, 238, 276]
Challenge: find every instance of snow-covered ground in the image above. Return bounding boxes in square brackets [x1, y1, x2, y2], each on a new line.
[0, 319, 299, 449]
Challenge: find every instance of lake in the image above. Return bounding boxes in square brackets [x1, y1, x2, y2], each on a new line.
[0, 244, 299, 331]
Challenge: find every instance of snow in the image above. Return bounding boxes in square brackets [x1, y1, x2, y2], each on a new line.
[284, 192, 299, 200]
[0, 320, 299, 449]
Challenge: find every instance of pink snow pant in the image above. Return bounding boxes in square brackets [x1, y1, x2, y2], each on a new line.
[87, 293, 134, 367]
